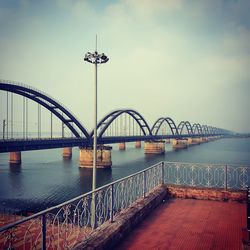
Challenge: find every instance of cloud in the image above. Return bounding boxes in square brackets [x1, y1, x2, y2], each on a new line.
[55, 0, 96, 20]
[122, 0, 183, 16]
[0, 0, 249, 132]
[20, 0, 31, 7]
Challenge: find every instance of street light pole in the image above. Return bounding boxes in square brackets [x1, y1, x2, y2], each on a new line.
[93, 60, 97, 191]
[84, 41, 109, 228]
[84, 46, 109, 190]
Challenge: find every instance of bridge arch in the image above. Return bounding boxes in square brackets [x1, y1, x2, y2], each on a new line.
[192, 123, 203, 135]
[151, 117, 178, 135]
[177, 121, 193, 135]
[213, 127, 219, 135]
[217, 128, 222, 135]
[90, 109, 152, 138]
[208, 126, 215, 135]
[0, 80, 89, 138]
[202, 125, 209, 135]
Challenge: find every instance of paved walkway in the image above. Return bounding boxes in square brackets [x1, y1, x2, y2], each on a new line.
[117, 199, 246, 250]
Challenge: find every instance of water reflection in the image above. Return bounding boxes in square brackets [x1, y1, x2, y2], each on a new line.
[8, 164, 23, 202]
[144, 153, 164, 165]
[96, 168, 112, 187]
[62, 158, 72, 164]
[78, 167, 112, 193]
[62, 158, 73, 171]
[78, 167, 93, 192]
[9, 164, 22, 191]
[9, 164, 22, 173]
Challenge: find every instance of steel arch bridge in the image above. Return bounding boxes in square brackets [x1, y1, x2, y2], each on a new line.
[192, 123, 203, 135]
[0, 80, 232, 152]
[0, 80, 89, 139]
[151, 117, 178, 136]
[89, 109, 152, 138]
[202, 125, 209, 134]
[177, 121, 193, 135]
[208, 126, 217, 135]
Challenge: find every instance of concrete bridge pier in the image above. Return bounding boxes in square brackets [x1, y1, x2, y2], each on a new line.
[62, 147, 72, 159]
[135, 141, 141, 148]
[9, 152, 22, 164]
[187, 138, 201, 145]
[199, 137, 205, 143]
[144, 141, 165, 154]
[187, 138, 193, 145]
[119, 142, 126, 150]
[209, 136, 218, 141]
[197, 137, 206, 143]
[79, 145, 112, 168]
[172, 139, 188, 149]
[192, 138, 203, 145]
[201, 137, 208, 143]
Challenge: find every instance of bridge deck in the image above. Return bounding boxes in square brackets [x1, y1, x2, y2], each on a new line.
[117, 199, 245, 250]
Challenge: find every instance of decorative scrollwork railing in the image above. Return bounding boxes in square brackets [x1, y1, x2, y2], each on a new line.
[0, 161, 249, 249]
[0, 162, 163, 250]
[164, 162, 250, 189]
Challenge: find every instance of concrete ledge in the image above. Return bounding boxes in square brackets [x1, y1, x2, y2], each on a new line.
[73, 185, 168, 250]
[166, 185, 247, 202]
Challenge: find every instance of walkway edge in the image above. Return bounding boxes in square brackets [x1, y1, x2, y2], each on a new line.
[73, 185, 168, 250]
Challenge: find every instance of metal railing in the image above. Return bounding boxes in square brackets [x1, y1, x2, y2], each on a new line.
[0, 162, 163, 250]
[247, 187, 250, 241]
[164, 162, 250, 190]
[0, 161, 249, 249]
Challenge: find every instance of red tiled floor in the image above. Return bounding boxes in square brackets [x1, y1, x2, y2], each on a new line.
[117, 199, 246, 250]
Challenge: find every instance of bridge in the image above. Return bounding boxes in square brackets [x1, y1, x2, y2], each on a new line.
[0, 80, 232, 166]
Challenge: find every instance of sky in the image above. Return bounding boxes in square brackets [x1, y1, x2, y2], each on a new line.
[0, 0, 249, 133]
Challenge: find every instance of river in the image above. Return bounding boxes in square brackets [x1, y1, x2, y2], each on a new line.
[0, 138, 249, 213]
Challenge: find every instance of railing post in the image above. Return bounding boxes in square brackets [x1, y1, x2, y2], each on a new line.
[161, 161, 164, 185]
[224, 165, 228, 190]
[143, 170, 146, 198]
[42, 214, 46, 250]
[91, 191, 96, 229]
[110, 184, 114, 223]
[247, 186, 250, 240]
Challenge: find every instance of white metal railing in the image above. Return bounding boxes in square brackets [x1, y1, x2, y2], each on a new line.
[164, 162, 250, 189]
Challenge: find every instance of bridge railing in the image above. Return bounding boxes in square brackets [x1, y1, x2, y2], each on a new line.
[0, 79, 88, 138]
[0, 161, 249, 249]
[0, 79, 80, 124]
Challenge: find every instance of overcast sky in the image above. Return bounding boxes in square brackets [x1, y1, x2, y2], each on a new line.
[0, 0, 249, 133]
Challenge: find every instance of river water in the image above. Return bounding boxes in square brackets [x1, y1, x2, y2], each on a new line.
[0, 138, 249, 213]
